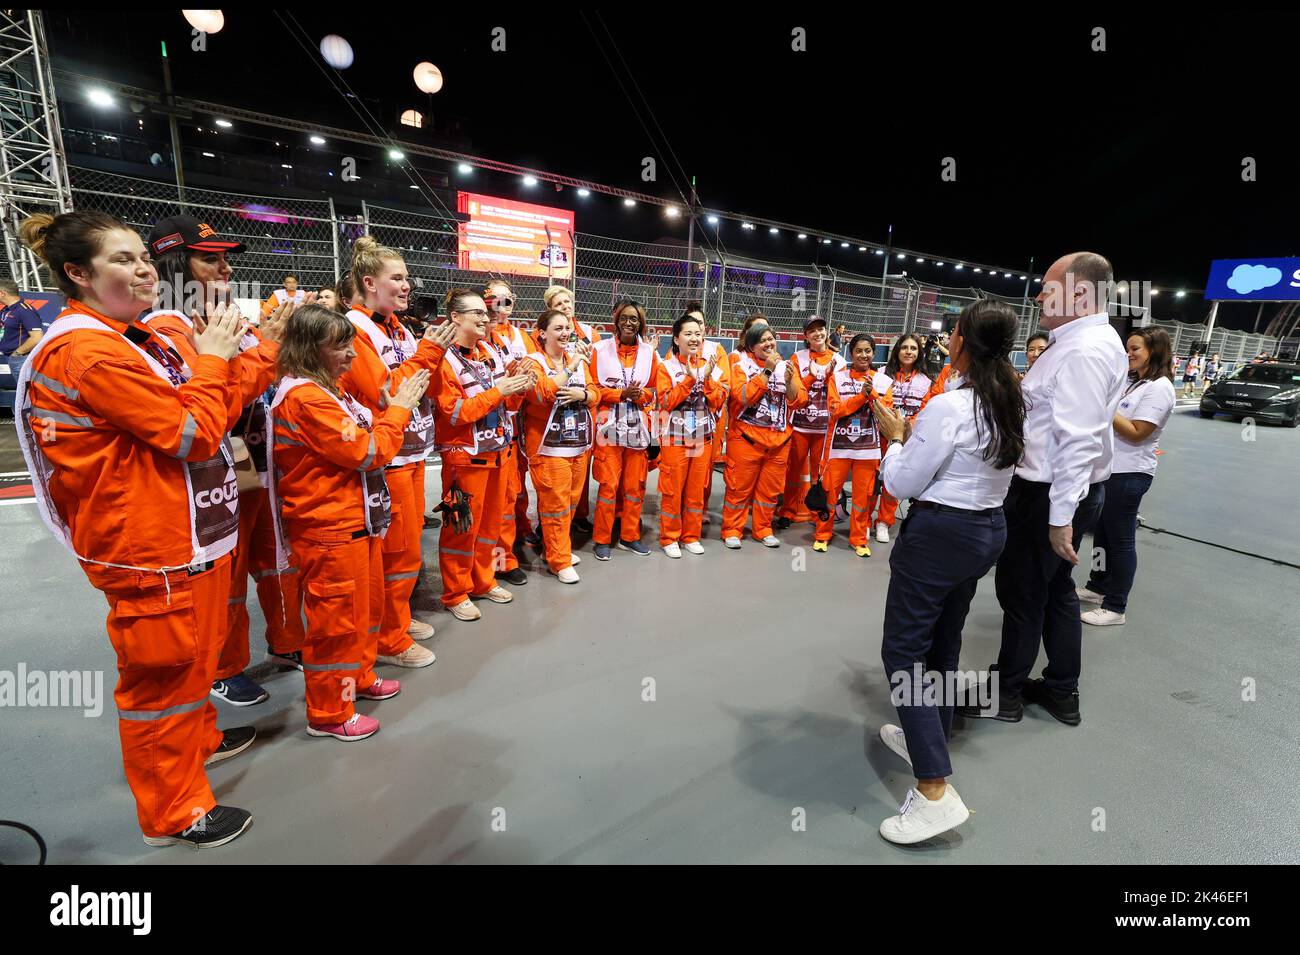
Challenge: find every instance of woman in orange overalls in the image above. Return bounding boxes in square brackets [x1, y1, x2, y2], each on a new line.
[269, 304, 431, 741]
[869, 334, 931, 544]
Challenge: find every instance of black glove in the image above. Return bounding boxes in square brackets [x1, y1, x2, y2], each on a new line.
[433, 482, 474, 535]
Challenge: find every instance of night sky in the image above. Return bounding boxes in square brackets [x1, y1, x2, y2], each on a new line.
[44, 10, 1300, 327]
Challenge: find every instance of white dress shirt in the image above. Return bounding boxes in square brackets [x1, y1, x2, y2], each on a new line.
[1016, 312, 1128, 526]
[1112, 376, 1176, 475]
[879, 389, 1014, 510]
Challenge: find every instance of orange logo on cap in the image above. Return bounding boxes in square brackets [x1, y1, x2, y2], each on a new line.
[198, 223, 216, 238]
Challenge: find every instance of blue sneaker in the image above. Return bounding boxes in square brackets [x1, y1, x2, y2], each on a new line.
[618, 539, 651, 556]
[593, 543, 612, 561]
[211, 674, 269, 707]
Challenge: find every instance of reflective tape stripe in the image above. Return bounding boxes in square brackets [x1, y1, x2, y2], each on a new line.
[684, 507, 705, 514]
[301, 661, 360, 672]
[441, 547, 474, 556]
[31, 406, 93, 429]
[274, 436, 305, 448]
[722, 503, 746, 511]
[451, 399, 464, 426]
[501, 513, 515, 522]
[476, 536, 496, 546]
[118, 695, 207, 722]
[252, 566, 298, 581]
[360, 435, 376, 470]
[853, 504, 871, 513]
[597, 496, 616, 506]
[538, 510, 568, 519]
[273, 416, 298, 432]
[32, 372, 79, 401]
[176, 413, 197, 458]
[625, 495, 642, 503]
[661, 512, 679, 520]
[384, 570, 420, 582]
[754, 500, 778, 509]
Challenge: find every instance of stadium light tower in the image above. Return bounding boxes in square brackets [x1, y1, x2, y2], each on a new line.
[0, 10, 74, 289]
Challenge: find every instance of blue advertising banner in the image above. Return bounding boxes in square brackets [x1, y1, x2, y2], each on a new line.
[1205, 258, 1300, 301]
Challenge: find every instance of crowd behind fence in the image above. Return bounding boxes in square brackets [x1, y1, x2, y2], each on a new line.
[0, 165, 1287, 362]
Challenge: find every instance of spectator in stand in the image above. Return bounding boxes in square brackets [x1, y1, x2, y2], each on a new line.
[0, 280, 44, 357]
[1078, 327, 1176, 627]
[1180, 351, 1201, 397]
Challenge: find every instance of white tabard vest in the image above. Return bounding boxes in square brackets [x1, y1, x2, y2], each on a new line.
[15, 311, 240, 575]
[736, 352, 792, 432]
[266, 378, 392, 571]
[346, 307, 434, 466]
[441, 342, 513, 455]
[271, 288, 306, 309]
[873, 368, 931, 419]
[592, 336, 654, 449]
[661, 352, 725, 443]
[828, 368, 882, 461]
[527, 352, 593, 457]
[791, 348, 848, 433]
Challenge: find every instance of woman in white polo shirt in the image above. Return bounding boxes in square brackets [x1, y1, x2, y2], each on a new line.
[872, 301, 1024, 845]
[1078, 327, 1176, 626]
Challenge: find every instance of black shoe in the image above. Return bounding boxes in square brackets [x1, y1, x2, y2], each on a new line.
[1022, 677, 1081, 726]
[523, 532, 543, 550]
[266, 647, 304, 671]
[572, 517, 593, 533]
[496, 567, 528, 586]
[423, 514, 442, 529]
[773, 516, 793, 530]
[956, 684, 1023, 722]
[143, 805, 253, 848]
[205, 726, 257, 766]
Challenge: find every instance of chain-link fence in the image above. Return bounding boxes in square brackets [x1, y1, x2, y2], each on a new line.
[67, 166, 339, 295]
[11, 166, 1292, 362]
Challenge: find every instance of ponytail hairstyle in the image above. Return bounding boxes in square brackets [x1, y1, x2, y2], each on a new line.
[20, 211, 135, 300]
[349, 235, 404, 302]
[670, 312, 705, 355]
[952, 301, 1025, 470]
[277, 303, 357, 391]
[1127, 326, 1175, 384]
[884, 333, 922, 378]
[444, 287, 483, 319]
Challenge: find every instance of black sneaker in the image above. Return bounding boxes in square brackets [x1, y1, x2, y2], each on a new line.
[143, 805, 253, 849]
[266, 647, 304, 671]
[496, 567, 528, 586]
[424, 513, 442, 530]
[773, 516, 793, 530]
[956, 684, 1023, 722]
[205, 726, 257, 766]
[572, 516, 593, 533]
[1022, 677, 1081, 726]
[523, 531, 543, 550]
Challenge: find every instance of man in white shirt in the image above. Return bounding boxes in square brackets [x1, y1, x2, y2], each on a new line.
[960, 252, 1127, 726]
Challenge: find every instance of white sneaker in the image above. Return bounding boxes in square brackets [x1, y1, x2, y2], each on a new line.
[879, 785, 970, 845]
[376, 643, 436, 668]
[570, 555, 582, 566]
[879, 723, 912, 767]
[875, 522, 890, 544]
[449, 599, 482, 622]
[1076, 587, 1103, 604]
[663, 543, 682, 559]
[1082, 607, 1126, 626]
[684, 541, 705, 556]
[760, 535, 780, 548]
[475, 586, 513, 604]
[407, 617, 435, 641]
[556, 566, 580, 584]
[723, 537, 742, 550]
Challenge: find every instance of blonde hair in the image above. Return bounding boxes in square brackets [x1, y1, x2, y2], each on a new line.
[349, 235, 404, 300]
[543, 285, 572, 308]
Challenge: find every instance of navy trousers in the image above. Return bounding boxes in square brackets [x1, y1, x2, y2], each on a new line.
[1084, 471, 1153, 613]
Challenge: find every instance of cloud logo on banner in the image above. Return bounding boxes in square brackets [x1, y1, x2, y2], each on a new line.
[1227, 264, 1283, 294]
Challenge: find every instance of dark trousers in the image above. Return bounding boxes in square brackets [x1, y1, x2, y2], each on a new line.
[1084, 471, 1153, 613]
[881, 506, 1007, 780]
[993, 477, 1105, 697]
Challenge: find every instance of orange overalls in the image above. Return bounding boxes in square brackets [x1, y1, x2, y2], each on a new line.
[722, 352, 808, 540]
[339, 306, 445, 659]
[270, 379, 412, 726]
[702, 342, 733, 522]
[870, 368, 930, 527]
[143, 311, 304, 678]
[432, 341, 526, 605]
[779, 348, 846, 521]
[591, 337, 660, 546]
[522, 351, 599, 573]
[655, 351, 727, 546]
[17, 300, 240, 838]
[490, 322, 537, 571]
[816, 368, 883, 546]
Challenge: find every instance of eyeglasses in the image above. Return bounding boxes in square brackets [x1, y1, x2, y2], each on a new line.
[453, 308, 489, 318]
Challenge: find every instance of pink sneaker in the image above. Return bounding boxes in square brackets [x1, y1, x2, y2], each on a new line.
[358, 677, 401, 701]
[307, 712, 380, 741]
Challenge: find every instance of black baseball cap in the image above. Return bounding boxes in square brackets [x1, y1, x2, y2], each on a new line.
[148, 215, 245, 257]
[803, 315, 827, 332]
